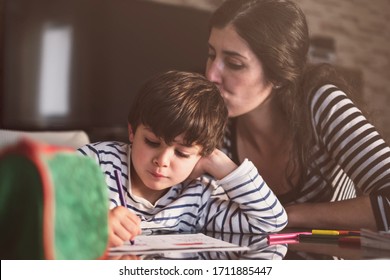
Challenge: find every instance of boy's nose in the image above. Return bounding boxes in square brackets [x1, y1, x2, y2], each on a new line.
[153, 149, 171, 167]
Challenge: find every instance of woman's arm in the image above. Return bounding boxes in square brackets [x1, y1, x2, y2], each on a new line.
[285, 196, 377, 230]
[310, 85, 390, 230]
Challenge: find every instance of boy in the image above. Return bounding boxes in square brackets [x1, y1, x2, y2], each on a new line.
[78, 70, 287, 247]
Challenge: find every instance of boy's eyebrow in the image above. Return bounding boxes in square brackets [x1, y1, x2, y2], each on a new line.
[143, 126, 158, 136]
[144, 126, 198, 149]
[173, 140, 197, 148]
[172, 139, 202, 152]
[178, 143, 196, 148]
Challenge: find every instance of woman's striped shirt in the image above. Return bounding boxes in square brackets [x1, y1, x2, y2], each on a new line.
[223, 84, 390, 231]
[77, 142, 287, 234]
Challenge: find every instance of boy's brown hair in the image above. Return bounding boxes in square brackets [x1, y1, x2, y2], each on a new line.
[128, 70, 227, 156]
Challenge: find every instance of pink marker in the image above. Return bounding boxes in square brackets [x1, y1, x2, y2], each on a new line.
[268, 239, 299, 245]
[267, 231, 312, 242]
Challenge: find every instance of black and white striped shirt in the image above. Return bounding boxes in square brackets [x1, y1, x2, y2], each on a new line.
[78, 142, 287, 234]
[223, 84, 390, 231]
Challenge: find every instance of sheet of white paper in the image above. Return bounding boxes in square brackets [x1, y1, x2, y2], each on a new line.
[109, 233, 249, 255]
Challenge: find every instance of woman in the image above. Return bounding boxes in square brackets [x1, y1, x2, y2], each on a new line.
[206, 0, 390, 231]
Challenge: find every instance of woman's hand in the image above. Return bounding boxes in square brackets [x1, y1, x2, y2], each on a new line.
[108, 206, 142, 247]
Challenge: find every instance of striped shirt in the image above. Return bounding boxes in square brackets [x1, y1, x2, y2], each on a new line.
[223, 84, 390, 231]
[77, 142, 287, 234]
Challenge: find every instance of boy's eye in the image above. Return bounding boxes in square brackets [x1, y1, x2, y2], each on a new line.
[175, 150, 190, 159]
[144, 138, 160, 147]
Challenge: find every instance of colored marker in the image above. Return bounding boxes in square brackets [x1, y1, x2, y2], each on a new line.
[268, 239, 299, 245]
[267, 231, 312, 242]
[312, 229, 360, 236]
[299, 234, 340, 243]
[338, 236, 361, 246]
[299, 233, 361, 245]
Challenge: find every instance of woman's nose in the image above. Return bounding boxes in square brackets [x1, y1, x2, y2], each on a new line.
[206, 59, 222, 84]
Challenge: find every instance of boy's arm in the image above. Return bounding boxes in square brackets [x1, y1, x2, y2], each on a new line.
[78, 143, 142, 244]
[193, 149, 238, 180]
[198, 150, 288, 233]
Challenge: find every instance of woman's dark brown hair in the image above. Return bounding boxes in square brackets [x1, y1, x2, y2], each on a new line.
[210, 0, 353, 190]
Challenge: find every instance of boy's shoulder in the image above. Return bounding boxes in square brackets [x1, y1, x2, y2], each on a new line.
[86, 141, 128, 149]
[78, 141, 129, 156]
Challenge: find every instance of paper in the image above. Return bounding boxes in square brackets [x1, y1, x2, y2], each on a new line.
[109, 233, 249, 256]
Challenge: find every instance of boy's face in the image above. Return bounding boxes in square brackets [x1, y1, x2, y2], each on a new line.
[129, 124, 202, 201]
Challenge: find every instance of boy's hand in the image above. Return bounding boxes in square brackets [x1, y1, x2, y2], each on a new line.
[108, 206, 142, 247]
[190, 149, 237, 180]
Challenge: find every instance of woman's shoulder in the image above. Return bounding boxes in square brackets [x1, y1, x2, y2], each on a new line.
[309, 84, 349, 110]
[310, 83, 344, 99]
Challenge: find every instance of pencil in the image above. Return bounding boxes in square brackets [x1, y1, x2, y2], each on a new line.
[114, 170, 134, 245]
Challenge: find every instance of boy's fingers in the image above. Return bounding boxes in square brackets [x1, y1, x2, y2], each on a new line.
[126, 211, 141, 225]
[114, 205, 141, 225]
[109, 232, 126, 247]
[112, 223, 139, 245]
[121, 215, 141, 237]
[108, 206, 141, 247]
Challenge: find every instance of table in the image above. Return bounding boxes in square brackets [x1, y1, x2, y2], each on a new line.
[108, 231, 390, 260]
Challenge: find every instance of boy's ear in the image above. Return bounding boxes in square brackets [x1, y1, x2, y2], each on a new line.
[128, 123, 134, 143]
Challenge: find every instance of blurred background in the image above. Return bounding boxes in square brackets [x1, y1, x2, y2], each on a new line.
[1, 0, 389, 143]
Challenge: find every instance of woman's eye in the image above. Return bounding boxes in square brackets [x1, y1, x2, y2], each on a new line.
[207, 52, 216, 61]
[175, 150, 190, 158]
[144, 138, 160, 147]
[227, 61, 244, 70]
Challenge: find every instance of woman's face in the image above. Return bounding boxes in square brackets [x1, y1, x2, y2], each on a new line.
[206, 24, 274, 117]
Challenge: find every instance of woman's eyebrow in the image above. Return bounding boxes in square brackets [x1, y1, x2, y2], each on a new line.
[222, 50, 247, 59]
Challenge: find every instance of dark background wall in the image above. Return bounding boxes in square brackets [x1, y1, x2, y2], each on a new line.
[0, 0, 211, 142]
[1, 0, 389, 143]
